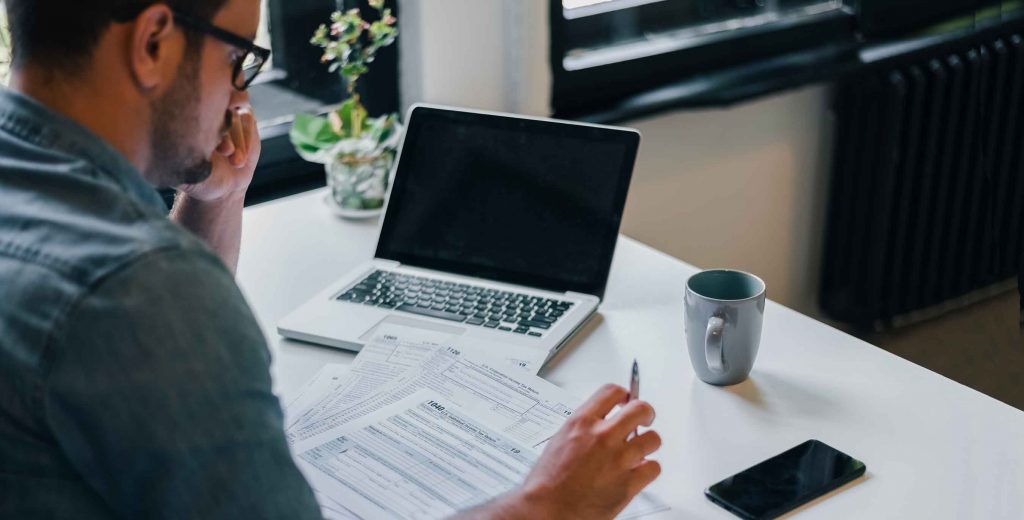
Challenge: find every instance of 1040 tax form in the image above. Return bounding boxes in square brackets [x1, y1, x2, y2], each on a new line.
[284, 324, 668, 519]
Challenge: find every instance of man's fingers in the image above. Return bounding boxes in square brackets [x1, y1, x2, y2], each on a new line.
[576, 384, 629, 419]
[241, 109, 261, 161]
[216, 133, 235, 156]
[624, 430, 661, 465]
[627, 459, 662, 496]
[228, 110, 246, 166]
[606, 400, 655, 439]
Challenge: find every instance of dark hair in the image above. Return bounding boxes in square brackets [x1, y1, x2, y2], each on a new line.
[5, 0, 229, 71]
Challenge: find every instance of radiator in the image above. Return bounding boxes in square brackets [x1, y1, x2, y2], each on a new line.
[821, 29, 1024, 328]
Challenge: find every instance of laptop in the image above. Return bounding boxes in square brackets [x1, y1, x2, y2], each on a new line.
[278, 104, 640, 369]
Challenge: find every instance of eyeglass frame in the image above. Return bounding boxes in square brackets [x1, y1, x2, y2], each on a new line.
[169, 9, 271, 91]
[110, 5, 272, 91]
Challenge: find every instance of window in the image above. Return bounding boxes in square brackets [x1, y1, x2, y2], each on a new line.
[256, 0, 273, 68]
[551, 0, 1024, 120]
[251, 0, 399, 125]
[0, 1, 9, 84]
[247, 0, 400, 203]
[561, 0, 845, 71]
[550, 0, 856, 118]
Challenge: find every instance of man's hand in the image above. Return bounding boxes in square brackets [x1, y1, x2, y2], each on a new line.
[169, 105, 260, 273]
[178, 105, 260, 201]
[520, 384, 662, 518]
[456, 384, 661, 520]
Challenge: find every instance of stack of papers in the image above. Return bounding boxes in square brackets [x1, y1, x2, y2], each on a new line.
[283, 323, 668, 520]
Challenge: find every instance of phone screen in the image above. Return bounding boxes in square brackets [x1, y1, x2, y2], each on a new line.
[705, 440, 866, 519]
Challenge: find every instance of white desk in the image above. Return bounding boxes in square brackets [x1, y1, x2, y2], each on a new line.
[238, 188, 1024, 519]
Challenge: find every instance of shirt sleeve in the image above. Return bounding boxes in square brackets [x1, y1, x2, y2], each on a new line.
[44, 247, 323, 519]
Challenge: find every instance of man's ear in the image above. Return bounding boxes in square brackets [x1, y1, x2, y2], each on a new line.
[128, 4, 181, 93]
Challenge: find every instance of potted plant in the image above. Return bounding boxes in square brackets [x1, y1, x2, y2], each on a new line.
[289, 1, 400, 218]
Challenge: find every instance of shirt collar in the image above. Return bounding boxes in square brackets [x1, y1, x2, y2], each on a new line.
[0, 87, 167, 214]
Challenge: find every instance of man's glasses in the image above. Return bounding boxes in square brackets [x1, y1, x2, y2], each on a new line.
[171, 9, 271, 91]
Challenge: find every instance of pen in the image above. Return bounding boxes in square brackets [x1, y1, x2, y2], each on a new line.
[629, 358, 639, 440]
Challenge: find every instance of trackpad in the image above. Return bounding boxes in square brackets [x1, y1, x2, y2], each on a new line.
[358, 315, 467, 341]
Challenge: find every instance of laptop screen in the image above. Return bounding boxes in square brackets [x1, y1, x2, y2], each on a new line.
[375, 106, 639, 298]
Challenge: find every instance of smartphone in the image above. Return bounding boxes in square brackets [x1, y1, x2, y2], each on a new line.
[705, 440, 866, 520]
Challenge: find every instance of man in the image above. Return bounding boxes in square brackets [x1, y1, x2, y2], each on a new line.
[0, 0, 661, 518]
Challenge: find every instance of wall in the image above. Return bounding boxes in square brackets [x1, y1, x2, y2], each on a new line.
[620, 88, 834, 316]
[398, 0, 550, 115]
[398, 0, 835, 317]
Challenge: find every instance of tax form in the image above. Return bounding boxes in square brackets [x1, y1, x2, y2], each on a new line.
[284, 323, 668, 519]
[285, 364, 351, 429]
[296, 390, 534, 519]
[287, 323, 548, 436]
[283, 366, 361, 520]
[294, 389, 669, 520]
[289, 335, 579, 446]
[287, 325, 455, 435]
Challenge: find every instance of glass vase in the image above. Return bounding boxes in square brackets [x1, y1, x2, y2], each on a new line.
[325, 151, 394, 218]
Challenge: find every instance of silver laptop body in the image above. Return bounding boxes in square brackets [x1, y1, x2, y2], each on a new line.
[278, 104, 640, 370]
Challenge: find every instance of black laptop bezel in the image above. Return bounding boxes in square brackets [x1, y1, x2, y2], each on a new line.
[374, 105, 639, 299]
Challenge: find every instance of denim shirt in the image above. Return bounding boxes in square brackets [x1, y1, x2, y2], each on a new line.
[0, 89, 321, 519]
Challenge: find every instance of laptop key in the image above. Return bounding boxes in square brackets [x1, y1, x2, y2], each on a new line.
[484, 321, 500, 328]
[396, 304, 468, 323]
[466, 318, 486, 325]
[519, 320, 551, 329]
[498, 326, 513, 331]
[528, 332, 542, 337]
[513, 327, 529, 334]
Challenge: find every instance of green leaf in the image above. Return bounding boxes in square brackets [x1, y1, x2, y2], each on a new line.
[336, 98, 369, 138]
[311, 24, 329, 46]
[290, 113, 342, 152]
[365, 114, 394, 143]
[309, 4, 399, 107]
[341, 62, 369, 83]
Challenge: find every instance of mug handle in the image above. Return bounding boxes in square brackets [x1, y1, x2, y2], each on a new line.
[705, 316, 726, 373]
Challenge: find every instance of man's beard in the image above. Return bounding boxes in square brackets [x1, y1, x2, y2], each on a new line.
[147, 52, 219, 187]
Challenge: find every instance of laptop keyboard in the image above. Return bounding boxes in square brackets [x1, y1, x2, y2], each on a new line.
[336, 270, 574, 337]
